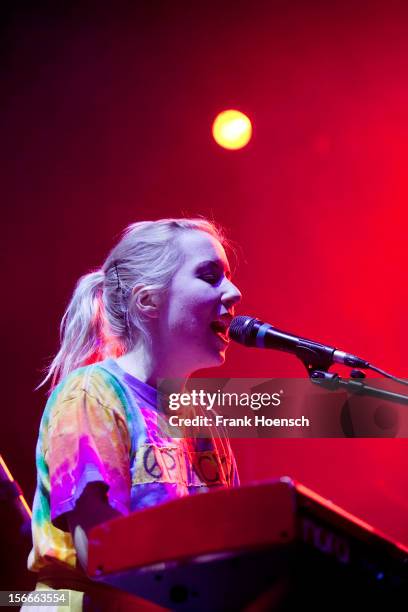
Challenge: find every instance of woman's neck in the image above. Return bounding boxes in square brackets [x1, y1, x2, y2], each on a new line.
[115, 345, 188, 394]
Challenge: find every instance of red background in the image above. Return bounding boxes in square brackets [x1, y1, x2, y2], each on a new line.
[2, 2, 407, 546]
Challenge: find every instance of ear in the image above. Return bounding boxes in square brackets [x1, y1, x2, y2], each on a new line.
[131, 284, 160, 318]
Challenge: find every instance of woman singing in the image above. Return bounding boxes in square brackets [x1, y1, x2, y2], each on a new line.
[26, 218, 242, 610]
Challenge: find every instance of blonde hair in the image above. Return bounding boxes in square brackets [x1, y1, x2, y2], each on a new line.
[41, 218, 228, 389]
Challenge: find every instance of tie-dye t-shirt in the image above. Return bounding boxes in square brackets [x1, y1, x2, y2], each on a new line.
[28, 358, 239, 572]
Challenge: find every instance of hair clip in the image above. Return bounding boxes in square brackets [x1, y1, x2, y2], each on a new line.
[114, 262, 121, 290]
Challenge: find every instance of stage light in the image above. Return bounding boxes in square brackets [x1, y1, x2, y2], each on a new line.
[212, 109, 252, 150]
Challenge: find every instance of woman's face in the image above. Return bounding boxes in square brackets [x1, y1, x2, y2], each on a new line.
[155, 230, 242, 377]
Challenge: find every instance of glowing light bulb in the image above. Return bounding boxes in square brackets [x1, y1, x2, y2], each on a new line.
[212, 109, 252, 150]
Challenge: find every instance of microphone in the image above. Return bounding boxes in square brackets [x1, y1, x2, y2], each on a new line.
[229, 315, 369, 370]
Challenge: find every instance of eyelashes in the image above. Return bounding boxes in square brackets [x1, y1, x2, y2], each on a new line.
[200, 275, 220, 285]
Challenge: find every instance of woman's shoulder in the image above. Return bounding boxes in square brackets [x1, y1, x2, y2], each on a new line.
[36, 360, 136, 439]
[48, 359, 127, 411]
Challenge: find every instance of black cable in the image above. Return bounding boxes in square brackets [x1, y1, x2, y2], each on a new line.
[367, 364, 408, 387]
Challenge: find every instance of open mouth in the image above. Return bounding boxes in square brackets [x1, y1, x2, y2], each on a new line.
[210, 320, 230, 342]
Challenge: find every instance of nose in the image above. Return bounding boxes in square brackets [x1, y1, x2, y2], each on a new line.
[221, 278, 242, 311]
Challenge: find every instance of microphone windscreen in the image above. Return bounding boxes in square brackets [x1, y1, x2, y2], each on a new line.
[229, 315, 255, 345]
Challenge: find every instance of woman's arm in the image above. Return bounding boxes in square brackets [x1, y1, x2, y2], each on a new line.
[67, 482, 121, 571]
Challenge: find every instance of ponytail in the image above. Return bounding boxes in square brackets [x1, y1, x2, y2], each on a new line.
[39, 269, 121, 390]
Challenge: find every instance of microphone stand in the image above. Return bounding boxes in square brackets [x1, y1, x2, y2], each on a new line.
[295, 346, 408, 406]
[309, 369, 408, 406]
